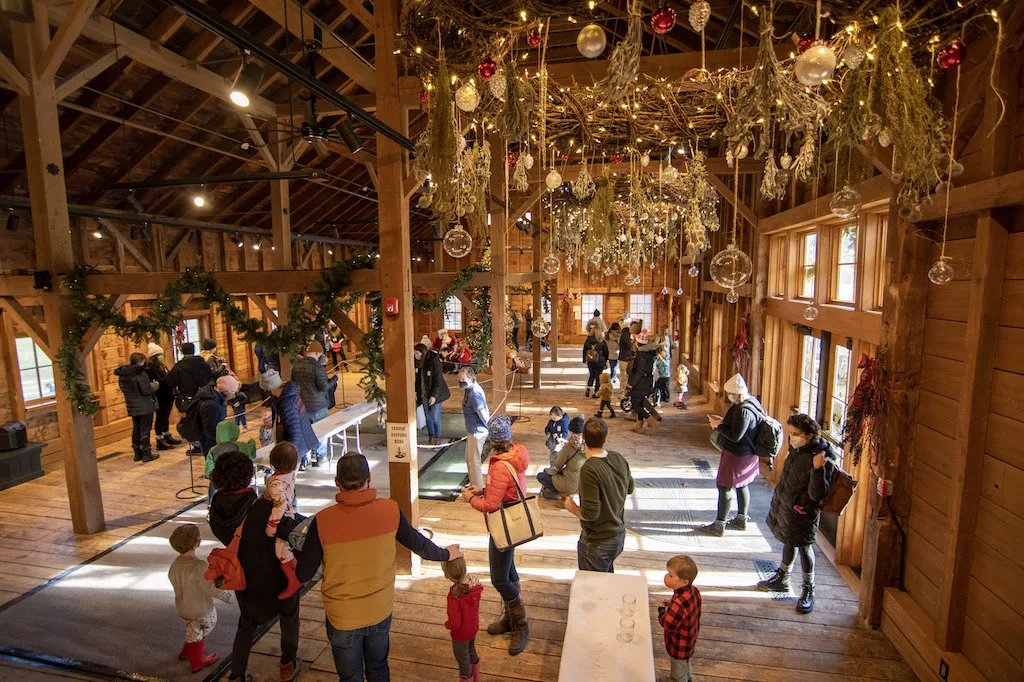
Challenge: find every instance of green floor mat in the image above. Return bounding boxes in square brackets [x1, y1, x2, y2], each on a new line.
[417, 440, 470, 501]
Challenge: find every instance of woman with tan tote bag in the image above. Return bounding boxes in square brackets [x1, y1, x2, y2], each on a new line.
[459, 415, 536, 657]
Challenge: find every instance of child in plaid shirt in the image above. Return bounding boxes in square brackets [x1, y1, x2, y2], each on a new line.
[658, 555, 702, 682]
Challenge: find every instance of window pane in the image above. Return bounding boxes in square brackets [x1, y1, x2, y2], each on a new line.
[802, 338, 815, 381]
[38, 365, 56, 398]
[837, 264, 856, 302]
[20, 369, 40, 402]
[834, 346, 851, 398]
[582, 294, 604, 332]
[831, 399, 847, 437]
[15, 337, 36, 369]
[444, 297, 463, 331]
[542, 297, 552, 323]
[629, 294, 653, 331]
[799, 382, 811, 415]
[839, 226, 857, 263]
[801, 267, 815, 298]
[804, 234, 817, 264]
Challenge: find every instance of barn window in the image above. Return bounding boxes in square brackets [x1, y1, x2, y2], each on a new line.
[16, 338, 55, 404]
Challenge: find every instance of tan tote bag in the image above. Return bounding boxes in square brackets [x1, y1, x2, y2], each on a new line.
[487, 460, 544, 550]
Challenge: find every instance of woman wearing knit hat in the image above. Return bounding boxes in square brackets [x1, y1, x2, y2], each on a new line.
[459, 415, 532, 656]
[145, 342, 182, 451]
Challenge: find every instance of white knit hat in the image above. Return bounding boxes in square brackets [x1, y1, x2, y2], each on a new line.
[147, 342, 164, 357]
[259, 369, 283, 391]
[724, 373, 748, 395]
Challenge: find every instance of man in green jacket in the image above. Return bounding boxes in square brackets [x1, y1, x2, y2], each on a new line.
[564, 417, 635, 573]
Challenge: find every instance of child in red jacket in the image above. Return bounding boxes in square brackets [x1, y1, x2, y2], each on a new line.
[443, 556, 483, 681]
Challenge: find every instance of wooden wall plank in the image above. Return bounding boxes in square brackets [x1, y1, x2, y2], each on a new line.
[961, 616, 1023, 681]
[909, 492, 949, 551]
[973, 496, 1024, 568]
[980, 455, 1024, 519]
[903, 561, 940, 622]
[970, 539, 1024, 620]
[994, 326, 1024, 373]
[919, 353, 963, 401]
[985, 412, 1024, 470]
[1000, 280, 1024, 327]
[922, 319, 967, 362]
[989, 369, 1024, 420]
[964, 578, 1024, 666]
[917, 389, 959, 439]
[925, 280, 971, 322]
[914, 423, 956, 479]
[912, 463, 952, 517]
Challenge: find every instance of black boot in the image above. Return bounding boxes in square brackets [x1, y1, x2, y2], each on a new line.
[757, 568, 791, 592]
[133, 443, 143, 462]
[797, 582, 815, 613]
[163, 431, 182, 445]
[585, 388, 591, 398]
[608, 408, 616, 418]
[155, 434, 173, 451]
[140, 444, 160, 463]
[487, 580, 520, 635]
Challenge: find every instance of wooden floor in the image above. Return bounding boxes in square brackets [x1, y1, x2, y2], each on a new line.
[0, 351, 917, 681]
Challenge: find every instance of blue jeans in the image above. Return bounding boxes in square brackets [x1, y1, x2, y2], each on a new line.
[537, 470, 557, 496]
[327, 615, 392, 682]
[578, 531, 626, 573]
[425, 401, 442, 438]
[488, 536, 520, 601]
[608, 359, 619, 381]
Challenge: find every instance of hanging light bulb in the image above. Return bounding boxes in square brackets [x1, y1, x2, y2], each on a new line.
[229, 57, 264, 108]
[709, 244, 753, 289]
[192, 185, 210, 208]
[253, 237, 263, 251]
[92, 219, 105, 239]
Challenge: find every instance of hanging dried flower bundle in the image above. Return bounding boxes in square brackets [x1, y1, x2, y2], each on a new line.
[415, 53, 461, 221]
[496, 60, 530, 143]
[571, 156, 596, 200]
[679, 151, 720, 260]
[511, 153, 529, 192]
[464, 140, 492, 238]
[597, 1, 643, 103]
[760, 151, 788, 200]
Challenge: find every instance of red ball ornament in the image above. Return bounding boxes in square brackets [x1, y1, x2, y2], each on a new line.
[528, 30, 541, 48]
[611, 153, 622, 164]
[418, 90, 428, 102]
[506, 153, 516, 165]
[651, 6, 677, 34]
[798, 36, 816, 54]
[938, 42, 965, 69]
[561, 153, 569, 162]
[477, 58, 497, 79]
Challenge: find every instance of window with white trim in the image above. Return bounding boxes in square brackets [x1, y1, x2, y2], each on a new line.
[16, 338, 55, 403]
[830, 344, 853, 439]
[579, 294, 604, 332]
[443, 297, 463, 331]
[799, 334, 823, 419]
[173, 318, 202, 362]
[629, 294, 653, 331]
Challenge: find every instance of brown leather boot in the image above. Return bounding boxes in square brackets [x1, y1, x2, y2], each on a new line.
[486, 580, 519, 635]
[507, 595, 530, 656]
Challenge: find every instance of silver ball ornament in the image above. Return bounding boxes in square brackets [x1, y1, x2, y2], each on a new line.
[830, 185, 862, 219]
[531, 318, 551, 338]
[545, 170, 562, 190]
[726, 290, 739, 304]
[542, 254, 561, 275]
[709, 244, 753, 289]
[455, 81, 479, 112]
[795, 43, 837, 86]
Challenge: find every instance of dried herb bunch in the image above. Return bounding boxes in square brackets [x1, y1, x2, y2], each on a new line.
[679, 151, 721, 260]
[496, 60, 532, 143]
[597, 1, 643, 103]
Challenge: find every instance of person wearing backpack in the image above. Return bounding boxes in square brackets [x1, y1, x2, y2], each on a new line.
[699, 373, 762, 537]
[167, 342, 213, 414]
[757, 414, 839, 615]
[582, 327, 607, 398]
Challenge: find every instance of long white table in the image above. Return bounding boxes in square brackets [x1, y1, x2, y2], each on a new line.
[558, 570, 656, 682]
[255, 400, 381, 465]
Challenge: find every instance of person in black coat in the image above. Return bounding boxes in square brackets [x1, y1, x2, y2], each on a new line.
[166, 342, 213, 413]
[415, 343, 451, 446]
[582, 328, 608, 398]
[145, 343, 182, 451]
[191, 376, 239, 455]
[626, 337, 661, 433]
[115, 352, 160, 462]
[208, 452, 303, 681]
[758, 414, 838, 615]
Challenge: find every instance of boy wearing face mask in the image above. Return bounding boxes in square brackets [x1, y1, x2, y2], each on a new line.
[537, 416, 586, 501]
[758, 413, 838, 615]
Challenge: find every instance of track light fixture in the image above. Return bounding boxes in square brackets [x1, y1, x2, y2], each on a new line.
[253, 237, 262, 251]
[126, 190, 145, 214]
[337, 119, 363, 154]
[5, 208, 18, 232]
[189, 229, 199, 244]
[230, 234, 243, 248]
[130, 225, 140, 240]
[92, 219, 105, 239]
[229, 55, 264, 108]
[192, 185, 210, 208]
[140, 222, 152, 241]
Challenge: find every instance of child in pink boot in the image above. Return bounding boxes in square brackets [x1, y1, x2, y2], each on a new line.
[264, 442, 303, 599]
[168, 523, 233, 673]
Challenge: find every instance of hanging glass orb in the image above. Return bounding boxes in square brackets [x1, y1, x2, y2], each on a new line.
[623, 273, 639, 286]
[726, 290, 739, 304]
[541, 254, 561, 275]
[477, 59, 497, 79]
[803, 305, 819, 321]
[688, 265, 699, 277]
[676, 287, 685, 296]
[651, 6, 676, 34]
[545, 170, 563, 190]
[709, 244, 752, 289]
[795, 43, 837, 86]
[442, 225, 473, 258]
[489, 69, 506, 100]
[661, 286, 670, 295]
[455, 81, 480, 112]
[576, 24, 607, 59]
[662, 165, 678, 182]
[417, 193, 433, 209]
[531, 318, 551, 338]
[522, 153, 534, 170]
[589, 250, 602, 266]
[618, 232, 628, 242]
[779, 153, 793, 170]
[640, 153, 651, 167]
[734, 142, 749, 160]
[844, 44, 866, 69]
[928, 259, 955, 285]
[830, 185, 862, 219]
[650, 260, 657, 270]
[688, 0, 711, 32]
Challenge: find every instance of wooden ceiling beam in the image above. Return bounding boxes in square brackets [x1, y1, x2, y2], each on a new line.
[37, 0, 101, 81]
[54, 48, 117, 101]
[48, 5, 277, 119]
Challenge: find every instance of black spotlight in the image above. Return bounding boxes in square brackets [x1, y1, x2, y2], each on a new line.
[130, 225, 140, 240]
[188, 229, 199, 244]
[140, 222, 152, 241]
[337, 119, 363, 154]
[126, 190, 145, 214]
[229, 58, 265, 109]
[5, 208, 18, 232]
[230, 234, 243, 248]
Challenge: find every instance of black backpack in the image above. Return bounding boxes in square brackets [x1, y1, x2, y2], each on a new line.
[176, 397, 204, 444]
[743, 400, 784, 469]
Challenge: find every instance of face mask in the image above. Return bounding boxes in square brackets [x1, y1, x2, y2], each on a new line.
[156, 355, 164, 363]
[459, 381, 470, 389]
[728, 394, 740, 404]
[414, 353, 422, 361]
[790, 435, 808, 449]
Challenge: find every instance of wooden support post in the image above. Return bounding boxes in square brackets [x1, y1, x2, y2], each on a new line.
[0, 310, 27, 424]
[550, 275, 559, 361]
[489, 135, 508, 413]
[12, 10, 104, 533]
[750, 216, 768, 396]
[376, 0, 419, 575]
[934, 211, 1008, 649]
[531, 226, 542, 388]
[270, 126, 292, 380]
[858, 192, 931, 626]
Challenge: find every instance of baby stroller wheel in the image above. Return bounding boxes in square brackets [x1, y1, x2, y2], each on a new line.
[620, 395, 632, 413]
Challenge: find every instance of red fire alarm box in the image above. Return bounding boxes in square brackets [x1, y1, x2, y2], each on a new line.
[384, 297, 399, 315]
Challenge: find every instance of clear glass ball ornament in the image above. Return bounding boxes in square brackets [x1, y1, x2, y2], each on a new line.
[522, 153, 534, 170]
[709, 244, 753, 289]
[531, 318, 551, 338]
[589, 251, 602, 266]
[655, 235, 664, 245]
[662, 165, 679, 182]
[640, 153, 650, 167]
[670, 211, 679, 221]
[603, 266, 614, 277]
[844, 44, 866, 69]
[455, 81, 480, 112]
[545, 170, 563, 190]
[795, 43, 837, 86]
[489, 69, 506, 100]
[542, 254, 561, 275]
[618, 232, 628, 242]
[576, 23, 607, 59]
[928, 259, 955, 285]
[877, 129, 891, 148]
[650, 261, 657, 270]
[442, 225, 473, 258]
[726, 290, 739, 304]
[688, 0, 711, 32]
[624, 273, 640, 286]
[417, 193, 433, 208]
[661, 286, 670, 295]
[688, 265, 699, 277]
[830, 185, 862, 219]
[676, 287, 684, 295]
[803, 305, 819, 321]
